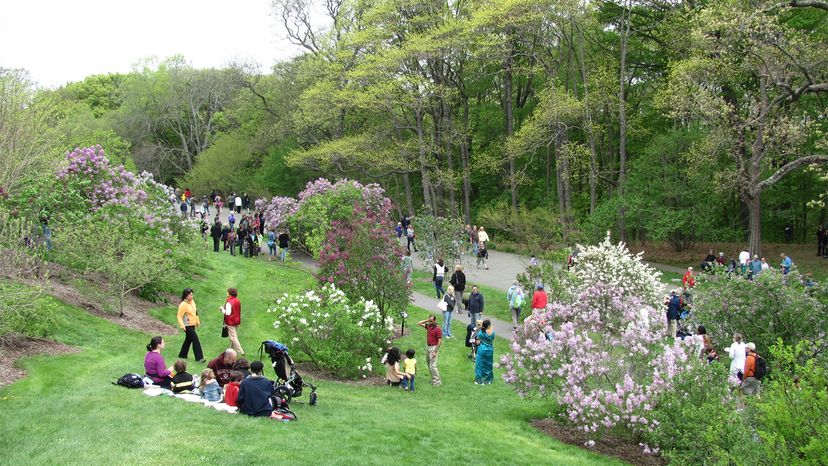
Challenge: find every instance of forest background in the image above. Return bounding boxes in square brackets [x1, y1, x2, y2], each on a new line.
[3, 0, 827, 258]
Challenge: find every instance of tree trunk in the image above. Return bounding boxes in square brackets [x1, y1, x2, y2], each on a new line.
[443, 102, 458, 218]
[576, 24, 598, 214]
[402, 173, 415, 216]
[746, 192, 762, 257]
[616, 0, 632, 242]
[504, 29, 518, 212]
[416, 109, 435, 214]
[461, 99, 472, 225]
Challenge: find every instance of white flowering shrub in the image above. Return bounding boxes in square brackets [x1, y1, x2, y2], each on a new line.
[271, 283, 394, 379]
[566, 233, 664, 307]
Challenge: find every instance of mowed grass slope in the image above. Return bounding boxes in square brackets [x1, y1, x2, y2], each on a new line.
[0, 254, 620, 465]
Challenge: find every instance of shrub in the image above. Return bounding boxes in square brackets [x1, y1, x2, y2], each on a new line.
[0, 281, 57, 346]
[476, 200, 563, 251]
[271, 284, 394, 379]
[501, 283, 694, 437]
[411, 214, 464, 266]
[692, 270, 828, 360]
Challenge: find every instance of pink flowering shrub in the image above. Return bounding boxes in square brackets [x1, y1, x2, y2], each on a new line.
[501, 283, 694, 438]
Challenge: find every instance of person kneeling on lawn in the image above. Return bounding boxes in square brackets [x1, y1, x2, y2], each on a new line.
[237, 361, 275, 417]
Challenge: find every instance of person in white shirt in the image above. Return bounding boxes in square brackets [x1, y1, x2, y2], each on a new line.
[738, 250, 750, 274]
[234, 195, 243, 214]
[725, 332, 748, 379]
[477, 227, 490, 245]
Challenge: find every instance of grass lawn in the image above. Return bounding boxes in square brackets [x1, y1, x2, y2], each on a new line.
[0, 254, 620, 465]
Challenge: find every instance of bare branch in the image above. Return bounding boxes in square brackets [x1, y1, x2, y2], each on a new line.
[755, 154, 828, 192]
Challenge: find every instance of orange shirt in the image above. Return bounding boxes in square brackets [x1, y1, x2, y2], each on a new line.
[743, 353, 756, 378]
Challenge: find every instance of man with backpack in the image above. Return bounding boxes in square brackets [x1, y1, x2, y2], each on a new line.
[741, 343, 765, 396]
[506, 280, 524, 329]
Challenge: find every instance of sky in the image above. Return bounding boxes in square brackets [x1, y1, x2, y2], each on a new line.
[0, 0, 308, 87]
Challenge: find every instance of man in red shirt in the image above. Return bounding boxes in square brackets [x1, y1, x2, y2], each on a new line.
[219, 288, 243, 355]
[418, 315, 442, 386]
[682, 267, 696, 289]
[532, 284, 548, 312]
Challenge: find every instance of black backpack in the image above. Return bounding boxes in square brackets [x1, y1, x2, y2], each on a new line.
[753, 356, 768, 380]
[114, 373, 144, 389]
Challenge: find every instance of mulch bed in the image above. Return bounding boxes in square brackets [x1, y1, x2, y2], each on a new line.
[532, 419, 666, 466]
[0, 336, 79, 387]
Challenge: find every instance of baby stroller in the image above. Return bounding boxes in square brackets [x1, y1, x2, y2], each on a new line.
[259, 340, 318, 406]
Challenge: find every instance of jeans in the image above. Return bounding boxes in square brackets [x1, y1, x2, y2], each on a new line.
[268, 244, 276, 256]
[510, 307, 521, 327]
[401, 374, 415, 391]
[434, 276, 444, 298]
[469, 312, 480, 326]
[230, 241, 236, 256]
[442, 310, 453, 337]
[178, 326, 203, 361]
[279, 247, 287, 262]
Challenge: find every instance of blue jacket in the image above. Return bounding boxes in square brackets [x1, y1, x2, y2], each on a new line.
[237, 375, 275, 417]
[468, 292, 484, 314]
[751, 259, 762, 275]
[666, 295, 682, 320]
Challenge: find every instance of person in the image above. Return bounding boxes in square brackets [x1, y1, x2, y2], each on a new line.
[822, 227, 828, 259]
[822, 224, 828, 256]
[401, 250, 413, 285]
[395, 222, 404, 240]
[506, 280, 524, 329]
[199, 368, 222, 402]
[702, 249, 716, 270]
[177, 288, 204, 363]
[233, 358, 252, 379]
[179, 198, 188, 217]
[207, 349, 238, 387]
[210, 221, 222, 253]
[234, 194, 243, 214]
[417, 315, 442, 386]
[144, 336, 173, 389]
[696, 325, 718, 363]
[171, 359, 195, 393]
[725, 333, 748, 378]
[449, 265, 466, 314]
[223, 371, 243, 407]
[266, 229, 277, 261]
[400, 214, 411, 230]
[401, 349, 417, 392]
[477, 226, 489, 246]
[741, 343, 761, 395]
[382, 347, 405, 387]
[441, 285, 456, 337]
[780, 253, 793, 275]
[433, 258, 446, 299]
[716, 251, 726, 266]
[682, 267, 695, 288]
[227, 228, 237, 256]
[470, 226, 479, 256]
[467, 285, 484, 326]
[761, 257, 769, 271]
[278, 229, 290, 262]
[474, 319, 495, 384]
[220, 288, 244, 355]
[237, 361, 275, 416]
[406, 225, 417, 252]
[750, 255, 763, 279]
[738, 249, 750, 274]
[665, 289, 681, 339]
[214, 194, 223, 214]
[531, 284, 548, 313]
[476, 240, 489, 270]
[242, 193, 250, 212]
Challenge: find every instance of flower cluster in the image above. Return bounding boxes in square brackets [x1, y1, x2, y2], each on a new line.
[270, 283, 394, 379]
[257, 196, 297, 230]
[57, 146, 148, 210]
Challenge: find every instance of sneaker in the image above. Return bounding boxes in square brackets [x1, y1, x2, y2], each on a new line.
[197, 359, 206, 363]
[474, 381, 480, 385]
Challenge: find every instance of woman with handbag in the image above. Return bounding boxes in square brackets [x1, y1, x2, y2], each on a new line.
[219, 288, 244, 355]
[440, 285, 456, 338]
[177, 288, 205, 363]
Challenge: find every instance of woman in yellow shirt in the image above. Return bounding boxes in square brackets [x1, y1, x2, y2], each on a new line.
[176, 288, 205, 363]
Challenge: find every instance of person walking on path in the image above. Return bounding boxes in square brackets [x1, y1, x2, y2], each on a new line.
[474, 319, 495, 385]
[177, 288, 205, 363]
[278, 229, 290, 262]
[267, 229, 277, 262]
[418, 315, 442, 386]
[449, 264, 466, 314]
[531, 284, 548, 313]
[441, 285, 456, 337]
[477, 226, 489, 246]
[665, 289, 681, 339]
[406, 225, 417, 252]
[234, 194, 243, 214]
[433, 258, 447, 298]
[227, 229, 237, 256]
[210, 221, 222, 253]
[242, 193, 250, 212]
[401, 250, 414, 285]
[467, 285, 484, 326]
[220, 287, 244, 355]
[506, 281, 524, 329]
[476, 240, 489, 270]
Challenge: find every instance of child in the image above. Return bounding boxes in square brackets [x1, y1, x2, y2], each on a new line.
[233, 358, 251, 379]
[223, 371, 243, 407]
[171, 360, 195, 394]
[199, 368, 222, 402]
[401, 349, 416, 392]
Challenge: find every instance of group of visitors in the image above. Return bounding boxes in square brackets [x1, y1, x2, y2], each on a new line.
[699, 248, 795, 278]
[175, 286, 244, 364]
[204, 212, 290, 263]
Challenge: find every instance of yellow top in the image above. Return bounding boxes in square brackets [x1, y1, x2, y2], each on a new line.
[177, 300, 199, 328]
[402, 358, 416, 375]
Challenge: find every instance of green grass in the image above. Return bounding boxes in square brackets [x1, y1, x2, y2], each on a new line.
[0, 254, 621, 465]
[410, 270, 519, 324]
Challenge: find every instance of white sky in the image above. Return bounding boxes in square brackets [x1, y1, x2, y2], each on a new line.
[0, 0, 306, 88]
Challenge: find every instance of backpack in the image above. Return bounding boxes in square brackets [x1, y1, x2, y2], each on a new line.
[114, 373, 144, 389]
[753, 355, 768, 380]
[513, 293, 524, 308]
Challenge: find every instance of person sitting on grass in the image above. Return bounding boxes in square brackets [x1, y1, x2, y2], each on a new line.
[233, 358, 251, 379]
[400, 349, 417, 392]
[199, 368, 222, 402]
[144, 336, 173, 389]
[223, 371, 243, 407]
[171, 360, 195, 394]
[237, 361, 276, 417]
[207, 349, 237, 387]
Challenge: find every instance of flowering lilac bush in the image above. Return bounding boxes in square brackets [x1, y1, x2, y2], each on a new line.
[501, 282, 694, 439]
[271, 283, 394, 379]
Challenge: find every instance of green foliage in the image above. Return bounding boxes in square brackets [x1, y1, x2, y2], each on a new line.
[0, 281, 57, 346]
[411, 214, 464, 264]
[646, 361, 760, 465]
[288, 185, 365, 257]
[476, 201, 563, 251]
[178, 130, 258, 196]
[692, 270, 828, 360]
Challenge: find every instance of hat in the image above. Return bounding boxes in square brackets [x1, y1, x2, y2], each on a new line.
[536, 284, 544, 290]
[753, 254, 758, 259]
[747, 343, 756, 351]
[250, 360, 264, 373]
[670, 289, 677, 295]
[688, 267, 693, 271]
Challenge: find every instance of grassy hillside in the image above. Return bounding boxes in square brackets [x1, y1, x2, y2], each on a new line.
[0, 254, 621, 465]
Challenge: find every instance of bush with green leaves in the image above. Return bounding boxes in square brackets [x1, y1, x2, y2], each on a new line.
[692, 270, 828, 360]
[270, 284, 394, 379]
[411, 214, 464, 266]
[476, 200, 563, 251]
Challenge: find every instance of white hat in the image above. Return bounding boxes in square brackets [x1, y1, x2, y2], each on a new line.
[747, 342, 756, 351]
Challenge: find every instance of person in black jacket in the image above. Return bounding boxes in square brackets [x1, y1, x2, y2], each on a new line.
[665, 290, 682, 339]
[449, 264, 466, 314]
[210, 221, 222, 253]
[467, 285, 484, 326]
[237, 361, 275, 417]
